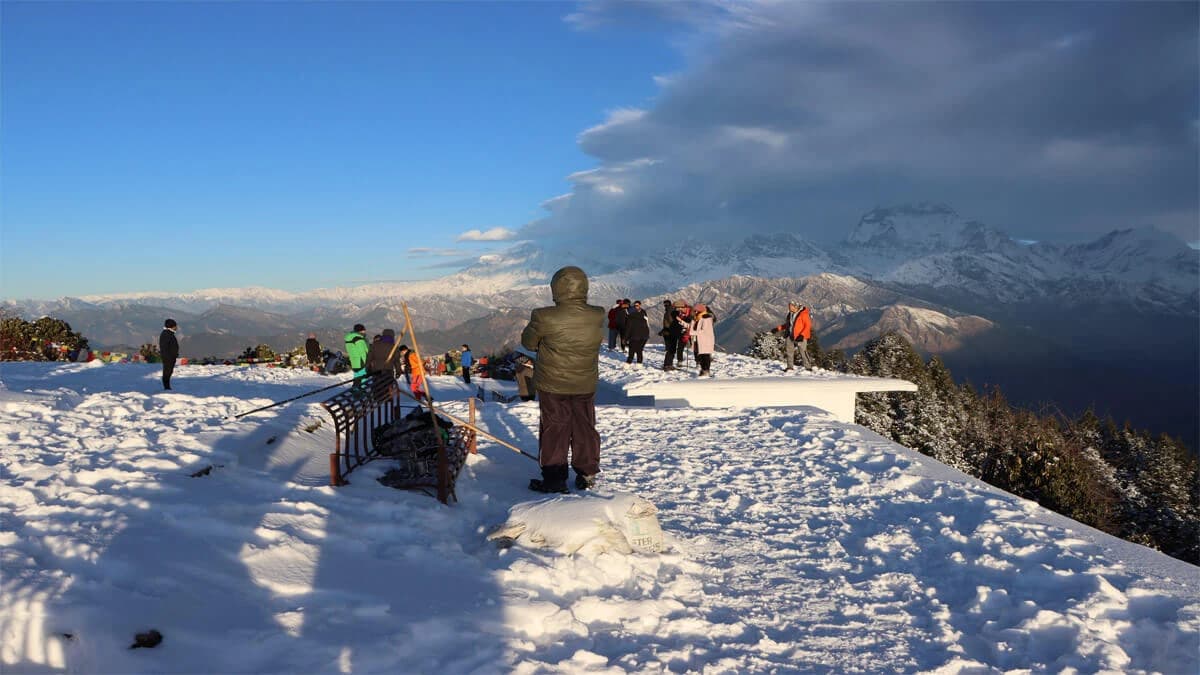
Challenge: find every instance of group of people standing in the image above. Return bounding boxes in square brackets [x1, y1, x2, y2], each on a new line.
[607, 298, 717, 376]
[342, 325, 473, 401]
[659, 299, 716, 376]
[607, 298, 652, 366]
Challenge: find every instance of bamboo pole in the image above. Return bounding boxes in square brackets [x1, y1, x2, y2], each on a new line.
[468, 397, 477, 454]
[384, 318, 406, 364]
[400, 302, 449, 502]
[390, 385, 538, 462]
[436, 405, 538, 462]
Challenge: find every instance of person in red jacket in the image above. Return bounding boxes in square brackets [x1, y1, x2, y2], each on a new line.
[606, 300, 621, 351]
[771, 301, 813, 371]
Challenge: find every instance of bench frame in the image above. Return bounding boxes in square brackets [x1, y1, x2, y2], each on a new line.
[320, 373, 477, 504]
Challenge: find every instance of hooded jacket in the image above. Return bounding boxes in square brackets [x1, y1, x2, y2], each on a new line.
[520, 266, 605, 394]
[366, 331, 400, 376]
[344, 331, 368, 370]
[775, 306, 812, 341]
[623, 306, 651, 342]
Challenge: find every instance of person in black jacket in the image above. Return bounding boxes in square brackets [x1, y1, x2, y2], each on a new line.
[663, 301, 687, 371]
[614, 299, 630, 353]
[623, 300, 651, 365]
[159, 319, 179, 390]
[304, 333, 321, 366]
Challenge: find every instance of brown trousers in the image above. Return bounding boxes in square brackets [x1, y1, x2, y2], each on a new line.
[537, 391, 600, 476]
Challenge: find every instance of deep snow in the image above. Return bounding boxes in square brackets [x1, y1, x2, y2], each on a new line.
[1, 346, 1196, 674]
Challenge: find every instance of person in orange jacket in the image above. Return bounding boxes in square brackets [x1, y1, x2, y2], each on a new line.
[398, 345, 428, 400]
[771, 301, 813, 371]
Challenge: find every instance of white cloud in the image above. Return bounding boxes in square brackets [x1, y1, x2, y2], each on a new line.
[579, 107, 647, 142]
[456, 227, 518, 242]
[406, 247, 471, 258]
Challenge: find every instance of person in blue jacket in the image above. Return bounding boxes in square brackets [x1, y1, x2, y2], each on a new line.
[460, 344, 473, 385]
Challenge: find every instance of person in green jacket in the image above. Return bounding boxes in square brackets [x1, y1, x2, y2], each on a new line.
[344, 323, 369, 381]
[521, 266, 606, 493]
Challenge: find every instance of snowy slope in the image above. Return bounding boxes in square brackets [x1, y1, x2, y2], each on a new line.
[1, 350, 1197, 673]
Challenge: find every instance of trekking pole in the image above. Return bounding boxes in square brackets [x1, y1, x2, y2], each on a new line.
[232, 376, 358, 419]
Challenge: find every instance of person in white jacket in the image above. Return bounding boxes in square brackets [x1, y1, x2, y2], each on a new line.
[689, 303, 715, 377]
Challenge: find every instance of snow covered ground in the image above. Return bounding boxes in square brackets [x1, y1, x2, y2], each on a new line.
[1, 347, 1197, 674]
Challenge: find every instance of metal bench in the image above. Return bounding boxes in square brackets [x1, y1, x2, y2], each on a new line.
[320, 373, 476, 504]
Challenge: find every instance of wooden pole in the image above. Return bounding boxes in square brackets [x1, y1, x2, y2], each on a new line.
[384, 318, 406, 364]
[434, 405, 538, 461]
[400, 302, 449, 502]
[390, 386, 538, 462]
[468, 397, 477, 454]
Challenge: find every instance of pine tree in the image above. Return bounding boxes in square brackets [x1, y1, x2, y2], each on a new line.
[747, 331, 786, 362]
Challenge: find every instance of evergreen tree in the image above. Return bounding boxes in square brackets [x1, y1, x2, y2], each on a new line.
[747, 331, 786, 362]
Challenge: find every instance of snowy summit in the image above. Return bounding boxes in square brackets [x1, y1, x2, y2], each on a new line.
[1, 346, 1197, 673]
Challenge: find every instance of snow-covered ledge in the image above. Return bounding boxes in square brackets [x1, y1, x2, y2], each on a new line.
[626, 376, 918, 423]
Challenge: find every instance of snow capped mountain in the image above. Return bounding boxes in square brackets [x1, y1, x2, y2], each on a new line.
[1056, 227, 1200, 292]
[825, 305, 994, 353]
[839, 207, 1198, 313]
[5, 204, 1196, 357]
[10, 204, 1194, 318]
[846, 202, 972, 250]
[591, 232, 837, 297]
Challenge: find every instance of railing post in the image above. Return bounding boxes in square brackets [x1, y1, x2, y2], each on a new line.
[329, 453, 342, 486]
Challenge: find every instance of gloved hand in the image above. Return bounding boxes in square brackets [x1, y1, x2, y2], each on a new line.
[770, 327, 779, 334]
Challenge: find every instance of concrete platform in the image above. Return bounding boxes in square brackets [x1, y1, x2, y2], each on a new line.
[626, 375, 918, 423]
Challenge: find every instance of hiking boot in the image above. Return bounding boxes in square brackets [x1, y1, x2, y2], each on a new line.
[528, 478, 568, 494]
[531, 465, 568, 494]
[575, 473, 596, 491]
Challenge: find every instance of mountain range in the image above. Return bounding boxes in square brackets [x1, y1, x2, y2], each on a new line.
[4, 203, 1197, 445]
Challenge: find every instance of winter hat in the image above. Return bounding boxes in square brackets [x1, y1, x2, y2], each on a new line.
[694, 303, 706, 313]
[663, 299, 672, 306]
[164, 319, 177, 328]
[353, 323, 365, 333]
[672, 299, 687, 308]
[382, 329, 395, 337]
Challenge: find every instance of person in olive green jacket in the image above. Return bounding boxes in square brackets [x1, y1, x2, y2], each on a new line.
[344, 323, 369, 381]
[521, 266, 606, 493]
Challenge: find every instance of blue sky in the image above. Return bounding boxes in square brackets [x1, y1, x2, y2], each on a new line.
[3, 1, 1197, 300]
[1, 1, 681, 298]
